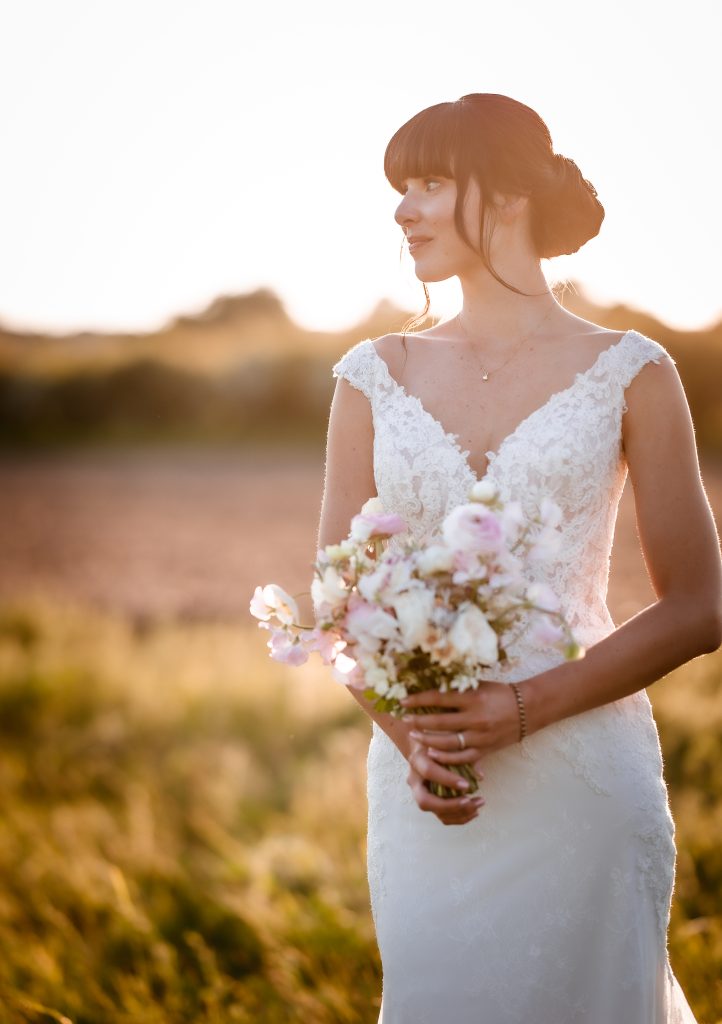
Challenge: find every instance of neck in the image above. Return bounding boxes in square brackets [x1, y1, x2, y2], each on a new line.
[456, 261, 559, 348]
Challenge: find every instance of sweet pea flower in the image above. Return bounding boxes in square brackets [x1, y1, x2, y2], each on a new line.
[267, 627, 309, 665]
[250, 584, 300, 626]
[442, 504, 504, 556]
[345, 599, 399, 653]
[311, 565, 348, 613]
[528, 617, 566, 648]
[390, 587, 435, 648]
[525, 581, 562, 612]
[448, 602, 499, 665]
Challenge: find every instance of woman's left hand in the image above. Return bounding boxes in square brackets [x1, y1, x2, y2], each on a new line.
[399, 681, 523, 772]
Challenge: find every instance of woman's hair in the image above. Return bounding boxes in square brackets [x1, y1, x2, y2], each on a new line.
[384, 93, 604, 331]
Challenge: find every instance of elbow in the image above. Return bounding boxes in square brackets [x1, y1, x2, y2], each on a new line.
[699, 592, 722, 653]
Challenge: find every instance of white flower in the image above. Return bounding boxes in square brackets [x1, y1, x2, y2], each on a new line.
[416, 544, 455, 575]
[525, 581, 562, 612]
[311, 566, 348, 612]
[360, 496, 385, 516]
[345, 601, 399, 653]
[390, 588, 435, 648]
[442, 504, 504, 556]
[386, 682, 408, 701]
[324, 540, 356, 563]
[469, 479, 498, 503]
[539, 497, 562, 528]
[364, 664, 391, 695]
[448, 602, 499, 665]
[250, 584, 299, 626]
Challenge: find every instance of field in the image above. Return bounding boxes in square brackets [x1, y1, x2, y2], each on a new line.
[0, 449, 720, 1023]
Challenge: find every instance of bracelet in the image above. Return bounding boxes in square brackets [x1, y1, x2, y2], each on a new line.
[510, 683, 528, 741]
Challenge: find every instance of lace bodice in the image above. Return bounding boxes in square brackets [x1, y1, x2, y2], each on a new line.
[332, 329, 672, 652]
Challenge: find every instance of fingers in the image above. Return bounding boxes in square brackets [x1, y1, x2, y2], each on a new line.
[409, 746, 472, 793]
[427, 746, 485, 770]
[407, 771, 485, 825]
[400, 689, 467, 710]
[402, 711, 477, 731]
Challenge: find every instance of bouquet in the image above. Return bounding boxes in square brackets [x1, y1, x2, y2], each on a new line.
[250, 479, 584, 796]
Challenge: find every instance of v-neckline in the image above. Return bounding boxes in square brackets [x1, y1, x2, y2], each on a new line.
[368, 329, 634, 483]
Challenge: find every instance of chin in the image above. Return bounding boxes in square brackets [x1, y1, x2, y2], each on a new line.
[414, 263, 455, 284]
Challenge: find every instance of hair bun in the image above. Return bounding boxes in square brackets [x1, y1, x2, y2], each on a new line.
[530, 153, 605, 258]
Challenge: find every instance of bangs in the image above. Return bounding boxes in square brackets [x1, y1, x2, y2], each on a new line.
[384, 102, 460, 194]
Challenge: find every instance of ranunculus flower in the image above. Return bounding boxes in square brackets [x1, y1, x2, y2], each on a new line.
[469, 479, 498, 503]
[250, 584, 300, 626]
[350, 511, 408, 544]
[442, 504, 504, 556]
[390, 588, 435, 648]
[448, 603, 499, 665]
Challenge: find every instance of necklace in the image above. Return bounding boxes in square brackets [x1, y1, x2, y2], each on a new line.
[455, 304, 555, 382]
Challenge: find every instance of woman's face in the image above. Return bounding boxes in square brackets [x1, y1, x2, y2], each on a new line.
[393, 174, 484, 282]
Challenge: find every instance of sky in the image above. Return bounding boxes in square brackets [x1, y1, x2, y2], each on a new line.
[1, 0, 721, 338]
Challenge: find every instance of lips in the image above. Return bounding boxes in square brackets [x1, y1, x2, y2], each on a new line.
[408, 236, 432, 252]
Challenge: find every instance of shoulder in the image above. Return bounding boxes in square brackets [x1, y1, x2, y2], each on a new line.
[619, 331, 686, 451]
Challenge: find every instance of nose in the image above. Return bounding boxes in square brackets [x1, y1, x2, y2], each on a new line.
[394, 193, 418, 232]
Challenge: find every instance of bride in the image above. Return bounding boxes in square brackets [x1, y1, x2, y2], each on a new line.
[315, 93, 722, 1023]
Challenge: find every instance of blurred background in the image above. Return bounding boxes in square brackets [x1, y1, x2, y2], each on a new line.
[0, 2, 720, 1022]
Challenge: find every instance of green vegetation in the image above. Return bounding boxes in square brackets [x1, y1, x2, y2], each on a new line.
[1, 289, 721, 452]
[0, 600, 719, 1023]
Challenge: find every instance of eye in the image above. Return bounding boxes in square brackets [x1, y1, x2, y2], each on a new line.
[400, 177, 443, 195]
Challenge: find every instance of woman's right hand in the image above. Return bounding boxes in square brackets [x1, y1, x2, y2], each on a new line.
[406, 736, 485, 826]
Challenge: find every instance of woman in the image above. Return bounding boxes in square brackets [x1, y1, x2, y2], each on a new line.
[316, 93, 721, 1023]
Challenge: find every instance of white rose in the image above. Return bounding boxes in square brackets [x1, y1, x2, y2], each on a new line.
[448, 603, 499, 665]
[469, 480, 498, 503]
[416, 544, 455, 575]
[390, 588, 435, 648]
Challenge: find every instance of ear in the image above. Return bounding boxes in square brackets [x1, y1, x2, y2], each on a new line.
[491, 192, 529, 224]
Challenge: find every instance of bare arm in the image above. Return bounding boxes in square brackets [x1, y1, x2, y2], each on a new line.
[316, 369, 413, 761]
[522, 353, 722, 732]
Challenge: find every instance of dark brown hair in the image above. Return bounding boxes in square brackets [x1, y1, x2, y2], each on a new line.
[384, 93, 605, 333]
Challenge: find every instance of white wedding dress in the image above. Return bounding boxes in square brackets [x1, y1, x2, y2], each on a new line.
[332, 329, 698, 1024]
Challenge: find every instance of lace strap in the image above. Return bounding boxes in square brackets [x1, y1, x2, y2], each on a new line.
[331, 338, 375, 402]
[615, 331, 675, 412]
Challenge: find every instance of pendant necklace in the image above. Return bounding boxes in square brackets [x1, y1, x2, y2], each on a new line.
[455, 305, 555, 381]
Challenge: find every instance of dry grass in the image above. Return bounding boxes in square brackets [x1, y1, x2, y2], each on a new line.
[0, 597, 718, 1023]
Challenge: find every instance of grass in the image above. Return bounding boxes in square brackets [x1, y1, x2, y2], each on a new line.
[0, 599, 719, 1023]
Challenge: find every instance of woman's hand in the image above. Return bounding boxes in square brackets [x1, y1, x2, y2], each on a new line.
[400, 680, 523, 776]
[406, 733, 485, 826]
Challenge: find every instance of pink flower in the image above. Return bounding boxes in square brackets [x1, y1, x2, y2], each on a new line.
[528, 617, 566, 648]
[302, 627, 346, 664]
[350, 512, 408, 544]
[267, 627, 309, 665]
[345, 598, 399, 653]
[442, 504, 504, 556]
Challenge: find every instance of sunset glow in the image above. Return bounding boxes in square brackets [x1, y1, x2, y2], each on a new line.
[1, 0, 720, 336]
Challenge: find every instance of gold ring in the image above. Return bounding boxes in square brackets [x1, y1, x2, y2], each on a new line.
[456, 731, 466, 750]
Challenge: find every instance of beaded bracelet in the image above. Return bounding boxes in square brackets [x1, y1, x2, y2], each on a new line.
[510, 682, 528, 741]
